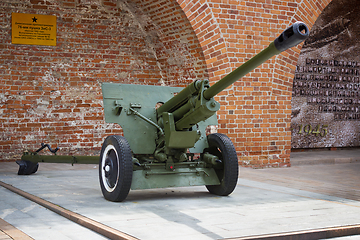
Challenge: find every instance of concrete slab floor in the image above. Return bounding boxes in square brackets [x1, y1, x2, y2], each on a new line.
[290, 148, 360, 166]
[0, 162, 360, 239]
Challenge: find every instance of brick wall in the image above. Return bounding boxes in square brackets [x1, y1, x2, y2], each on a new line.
[0, 0, 331, 167]
[0, 0, 207, 161]
[177, 0, 331, 167]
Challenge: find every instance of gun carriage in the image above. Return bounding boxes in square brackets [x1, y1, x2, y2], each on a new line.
[17, 22, 309, 202]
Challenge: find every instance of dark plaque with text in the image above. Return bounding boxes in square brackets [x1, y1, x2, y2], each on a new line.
[291, 0, 360, 148]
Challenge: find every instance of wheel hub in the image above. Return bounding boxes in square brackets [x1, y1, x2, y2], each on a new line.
[104, 158, 113, 178]
[102, 151, 118, 190]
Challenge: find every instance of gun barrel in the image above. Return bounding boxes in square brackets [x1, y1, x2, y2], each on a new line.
[203, 21, 309, 100]
[156, 80, 202, 116]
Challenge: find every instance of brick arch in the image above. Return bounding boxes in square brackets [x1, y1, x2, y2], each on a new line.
[0, 0, 333, 166]
[177, 0, 332, 167]
[0, 0, 210, 161]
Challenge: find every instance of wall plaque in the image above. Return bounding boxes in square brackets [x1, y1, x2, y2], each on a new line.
[291, 0, 360, 149]
[12, 13, 56, 46]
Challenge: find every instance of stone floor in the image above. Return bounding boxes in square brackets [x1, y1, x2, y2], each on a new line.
[0, 149, 360, 239]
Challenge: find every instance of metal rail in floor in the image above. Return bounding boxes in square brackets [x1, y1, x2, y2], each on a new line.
[0, 180, 138, 240]
[2, 179, 360, 240]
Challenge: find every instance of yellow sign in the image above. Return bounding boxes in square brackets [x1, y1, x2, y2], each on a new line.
[12, 13, 56, 46]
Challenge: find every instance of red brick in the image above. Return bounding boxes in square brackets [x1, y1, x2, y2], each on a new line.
[0, 0, 329, 167]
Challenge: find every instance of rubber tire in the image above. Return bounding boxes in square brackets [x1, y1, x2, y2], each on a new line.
[205, 133, 239, 196]
[99, 135, 133, 202]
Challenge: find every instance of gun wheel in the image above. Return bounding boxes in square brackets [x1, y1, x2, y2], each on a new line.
[99, 135, 133, 202]
[205, 133, 238, 196]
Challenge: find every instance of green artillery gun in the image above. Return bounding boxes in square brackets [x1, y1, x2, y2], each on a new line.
[17, 22, 309, 202]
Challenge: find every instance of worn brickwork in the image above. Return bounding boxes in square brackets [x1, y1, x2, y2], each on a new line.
[177, 0, 331, 167]
[0, 0, 207, 161]
[0, 0, 331, 167]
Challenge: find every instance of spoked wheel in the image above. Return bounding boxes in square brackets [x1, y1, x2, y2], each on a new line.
[99, 135, 133, 202]
[204, 133, 239, 196]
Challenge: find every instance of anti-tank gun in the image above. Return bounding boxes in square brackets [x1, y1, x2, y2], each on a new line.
[99, 21, 309, 201]
[17, 22, 309, 202]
